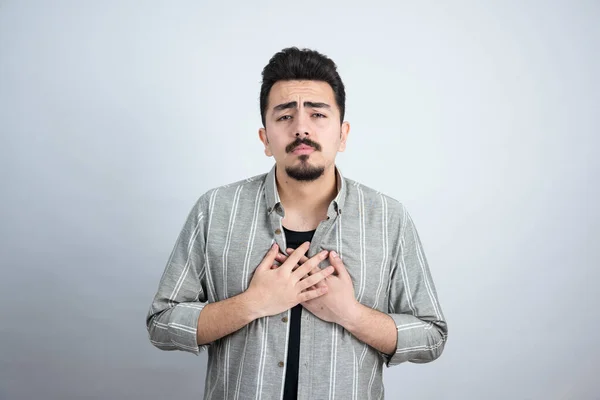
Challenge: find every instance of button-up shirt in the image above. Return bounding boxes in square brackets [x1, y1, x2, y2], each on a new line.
[146, 165, 448, 399]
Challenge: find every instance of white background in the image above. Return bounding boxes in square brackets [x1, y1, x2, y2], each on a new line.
[1, 1, 599, 399]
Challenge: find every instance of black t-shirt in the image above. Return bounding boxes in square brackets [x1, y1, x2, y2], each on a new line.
[282, 227, 316, 400]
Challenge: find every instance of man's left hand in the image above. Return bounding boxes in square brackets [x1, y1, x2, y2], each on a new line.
[276, 249, 361, 327]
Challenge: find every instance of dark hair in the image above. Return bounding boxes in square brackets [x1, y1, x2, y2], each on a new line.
[260, 47, 346, 127]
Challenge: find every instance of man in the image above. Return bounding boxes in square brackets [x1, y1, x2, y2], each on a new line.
[146, 47, 448, 400]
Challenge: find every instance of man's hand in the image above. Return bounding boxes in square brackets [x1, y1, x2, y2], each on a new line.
[245, 243, 334, 319]
[280, 249, 361, 327]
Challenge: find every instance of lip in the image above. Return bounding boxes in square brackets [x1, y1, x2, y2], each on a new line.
[292, 145, 315, 155]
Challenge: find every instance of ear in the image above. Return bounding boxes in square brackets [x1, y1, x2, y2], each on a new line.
[258, 127, 273, 157]
[338, 121, 350, 152]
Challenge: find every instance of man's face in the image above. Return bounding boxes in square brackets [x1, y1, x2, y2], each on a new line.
[259, 80, 350, 182]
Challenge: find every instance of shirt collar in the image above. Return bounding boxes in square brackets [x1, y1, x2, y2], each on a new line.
[264, 164, 346, 216]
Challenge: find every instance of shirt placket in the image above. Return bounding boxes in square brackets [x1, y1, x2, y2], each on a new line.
[297, 203, 340, 399]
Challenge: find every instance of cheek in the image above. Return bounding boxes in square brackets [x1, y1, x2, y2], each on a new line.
[269, 137, 292, 155]
[264, 127, 286, 146]
[322, 128, 342, 149]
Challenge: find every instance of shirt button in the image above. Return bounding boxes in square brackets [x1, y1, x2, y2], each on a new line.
[274, 228, 282, 235]
[281, 317, 288, 323]
[278, 361, 284, 367]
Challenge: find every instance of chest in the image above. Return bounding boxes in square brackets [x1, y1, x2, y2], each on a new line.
[281, 212, 326, 232]
[202, 213, 395, 311]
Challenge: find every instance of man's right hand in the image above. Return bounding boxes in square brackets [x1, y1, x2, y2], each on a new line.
[245, 242, 333, 319]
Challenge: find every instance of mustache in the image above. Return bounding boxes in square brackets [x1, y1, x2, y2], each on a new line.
[286, 138, 322, 153]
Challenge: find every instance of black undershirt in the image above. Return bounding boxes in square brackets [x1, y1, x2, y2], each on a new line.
[282, 227, 316, 400]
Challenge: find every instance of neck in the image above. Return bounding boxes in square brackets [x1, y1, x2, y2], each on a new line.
[275, 164, 338, 217]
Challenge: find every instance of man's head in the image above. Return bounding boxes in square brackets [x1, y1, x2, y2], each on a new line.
[258, 47, 350, 182]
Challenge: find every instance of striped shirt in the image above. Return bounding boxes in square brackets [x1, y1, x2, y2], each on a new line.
[146, 165, 448, 399]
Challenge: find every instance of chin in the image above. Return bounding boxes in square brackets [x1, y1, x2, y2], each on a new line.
[285, 162, 325, 182]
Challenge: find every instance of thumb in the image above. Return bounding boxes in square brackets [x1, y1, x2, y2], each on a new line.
[329, 251, 349, 278]
[257, 243, 279, 271]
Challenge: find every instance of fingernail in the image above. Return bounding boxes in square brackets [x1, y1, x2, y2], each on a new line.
[272, 243, 278, 250]
[320, 250, 328, 256]
[331, 251, 338, 258]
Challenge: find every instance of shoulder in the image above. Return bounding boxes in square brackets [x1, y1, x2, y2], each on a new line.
[193, 172, 268, 212]
[342, 177, 407, 216]
[341, 176, 412, 237]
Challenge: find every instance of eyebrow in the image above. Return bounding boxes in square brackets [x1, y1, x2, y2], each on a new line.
[272, 101, 331, 112]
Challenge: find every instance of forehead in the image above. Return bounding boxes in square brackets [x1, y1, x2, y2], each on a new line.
[268, 80, 336, 108]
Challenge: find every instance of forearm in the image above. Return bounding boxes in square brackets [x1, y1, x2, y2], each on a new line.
[385, 312, 447, 364]
[383, 207, 448, 364]
[196, 291, 262, 345]
[147, 301, 206, 354]
[339, 302, 398, 356]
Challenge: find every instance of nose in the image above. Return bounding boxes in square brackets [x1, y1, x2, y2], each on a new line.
[293, 112, 310, 137]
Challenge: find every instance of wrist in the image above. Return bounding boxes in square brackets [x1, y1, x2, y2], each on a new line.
[338, 300, 364, 332]
[240, 288, 265, 321]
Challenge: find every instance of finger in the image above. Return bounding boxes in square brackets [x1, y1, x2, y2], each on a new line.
[256, 243, 279, 271]
[293, 250, 329, 280]
[329, 251, 348, 278]
[274, 253, 288, 264]
[285, 248, 309, 264]
[281, 241, 310, 272]
[290, 254, 309, 273]
[278, 252, 305, 272]
[297, 285, 328, 302]
[307, 265, 321, 275]
[307, 265, 328, 288]
[297, 266, 334, 292]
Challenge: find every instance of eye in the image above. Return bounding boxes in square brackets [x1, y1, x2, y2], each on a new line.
[312, 113, 326, 118]
[277, 115, 292, 121]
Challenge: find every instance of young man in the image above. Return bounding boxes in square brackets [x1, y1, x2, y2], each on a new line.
[146, 47, 448, 400]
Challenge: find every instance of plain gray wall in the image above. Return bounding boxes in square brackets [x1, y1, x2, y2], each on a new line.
[1, 1, 599, 399]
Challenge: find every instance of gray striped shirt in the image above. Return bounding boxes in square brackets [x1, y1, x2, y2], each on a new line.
[146, 165, 448, 399]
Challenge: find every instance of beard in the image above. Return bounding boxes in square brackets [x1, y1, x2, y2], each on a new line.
[285, 155, 325, 181]
[284, 137, 324, 181]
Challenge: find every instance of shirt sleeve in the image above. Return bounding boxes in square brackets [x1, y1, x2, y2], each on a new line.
[384, 206, 448, 366]
[145, 195, 211, 355]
